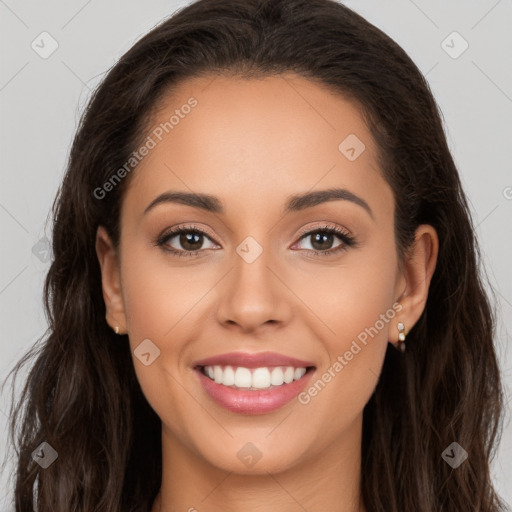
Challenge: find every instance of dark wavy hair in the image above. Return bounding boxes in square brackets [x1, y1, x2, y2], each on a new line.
[2, 0, 508, 510]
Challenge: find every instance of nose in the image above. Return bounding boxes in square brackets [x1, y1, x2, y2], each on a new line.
[215, 239, 292, 333]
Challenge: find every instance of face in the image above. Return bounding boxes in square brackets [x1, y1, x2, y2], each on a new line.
[96, 72, 437, 476]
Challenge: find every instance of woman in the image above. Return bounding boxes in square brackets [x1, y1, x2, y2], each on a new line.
[2, 0, 508, 510]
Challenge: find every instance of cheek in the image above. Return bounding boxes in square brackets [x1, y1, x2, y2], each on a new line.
[117, 242, 190, 407]
[120, 239, 206, 340]
[290, 238, 397, 422]
[292, 233, 398, 346]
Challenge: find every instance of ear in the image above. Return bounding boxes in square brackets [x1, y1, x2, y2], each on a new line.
[392, 224, 439, 342]
[95, 225, 127, 334]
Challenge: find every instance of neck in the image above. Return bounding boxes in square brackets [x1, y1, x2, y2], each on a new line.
[152, 413, 365, 512]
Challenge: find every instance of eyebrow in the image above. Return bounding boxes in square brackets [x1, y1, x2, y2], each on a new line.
[143, 187, 374, 219]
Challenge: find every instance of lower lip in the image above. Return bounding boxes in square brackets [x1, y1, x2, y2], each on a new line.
[194, 367, 316, 415]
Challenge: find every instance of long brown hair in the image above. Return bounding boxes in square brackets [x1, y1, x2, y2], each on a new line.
[2, 0, 508, 510]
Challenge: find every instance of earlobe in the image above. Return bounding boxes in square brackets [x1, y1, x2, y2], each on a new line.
[393, 224, 439, 340]
[95, 225, 127, 334]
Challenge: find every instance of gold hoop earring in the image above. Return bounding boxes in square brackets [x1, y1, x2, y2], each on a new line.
[397, 322, 406, 352]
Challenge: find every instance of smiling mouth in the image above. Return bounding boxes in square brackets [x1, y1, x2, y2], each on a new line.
[196, 364, 316, 390]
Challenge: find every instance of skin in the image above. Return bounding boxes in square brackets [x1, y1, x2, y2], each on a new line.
[96, 72, 438, 512]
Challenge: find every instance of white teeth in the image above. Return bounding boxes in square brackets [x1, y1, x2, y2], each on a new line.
[202, 365, 309, 389]
[283, 367, 295, 383]
[213, 366, 223, 384]
[223, 365, 235, 386]
[271, 367, 284, 386]
[252, 368, 271, 389]
[234, 367, 252, 388]
[294, 367, 307, 380]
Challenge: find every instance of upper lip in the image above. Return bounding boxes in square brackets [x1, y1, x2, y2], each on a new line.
[193, 351, 316, 369]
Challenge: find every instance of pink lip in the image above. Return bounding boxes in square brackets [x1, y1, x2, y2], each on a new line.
[194, 366, 316, 415]
[192, 351, 316, 369]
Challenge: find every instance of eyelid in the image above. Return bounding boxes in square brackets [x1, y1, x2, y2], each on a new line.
[158, 222, 351, 245]
[290, 223, 355, 256]
[156, 221, 355, 256]
[158, 223, 218, 243]
[293, 222, 352, 241]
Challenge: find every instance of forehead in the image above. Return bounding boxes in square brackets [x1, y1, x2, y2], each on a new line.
[122, 72, 392, 221]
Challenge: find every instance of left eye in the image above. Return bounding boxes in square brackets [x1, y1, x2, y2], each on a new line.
[294, 230, 345, 252]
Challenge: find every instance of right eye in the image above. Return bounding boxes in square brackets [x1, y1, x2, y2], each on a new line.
[155, 224, 220, 258]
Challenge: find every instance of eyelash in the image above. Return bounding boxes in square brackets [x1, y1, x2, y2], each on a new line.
[155, 223, 357, 259]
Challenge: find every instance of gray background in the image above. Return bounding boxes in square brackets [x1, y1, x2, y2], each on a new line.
[1, 0, 511, 508]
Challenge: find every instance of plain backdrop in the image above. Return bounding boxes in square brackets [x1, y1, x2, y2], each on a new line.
[1, 0, 511, 508]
